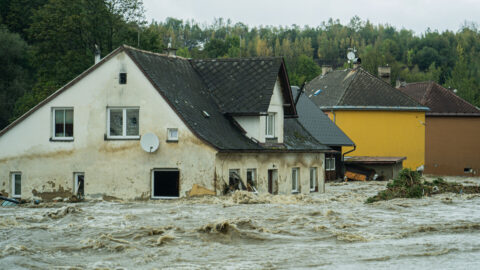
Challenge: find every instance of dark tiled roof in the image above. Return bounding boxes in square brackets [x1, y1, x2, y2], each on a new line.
[283, 118, 331, 151]
[125, 46, 325, 152]
[190, 58, 296, 115]
[126, 48, 263, 150]
[305, 68, 426, 110]
[398, 82, 480, 116]
[292, 86, 354, 146]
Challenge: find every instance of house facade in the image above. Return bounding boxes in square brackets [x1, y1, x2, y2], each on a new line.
[399, 82, 480, 176]
[0, 46, 329, 201]
[305, 68, 429, 170]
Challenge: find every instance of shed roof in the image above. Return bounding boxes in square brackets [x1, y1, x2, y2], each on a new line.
[398, 81, 480, 116]
[292, 86, 354, 146]
[305, 68, 428, 111]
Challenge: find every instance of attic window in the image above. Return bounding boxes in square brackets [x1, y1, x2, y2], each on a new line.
[265, 113, 275, 138]
[119, 73, 127, 84]
[167, 128, 178, 142]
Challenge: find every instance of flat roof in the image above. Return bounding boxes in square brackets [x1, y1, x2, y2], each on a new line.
[344, 156, 406, 164]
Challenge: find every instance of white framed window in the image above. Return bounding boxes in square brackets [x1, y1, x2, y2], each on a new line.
[167, 128, 178, 141]
[52, 108, 74, 140]
[107, 107, 139, 139]
[326, 157, 336, 171]
[11, 172, 21, 198]
[265, 113, 275, 138]
[246, 168, 257, 190]
[292, 167, 299, 193]
[310, 167, 317, 192]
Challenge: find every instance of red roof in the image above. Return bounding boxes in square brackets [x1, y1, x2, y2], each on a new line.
[398, 82, 480, 116]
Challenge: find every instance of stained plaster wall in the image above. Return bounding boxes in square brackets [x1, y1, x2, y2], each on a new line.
[215, 152, 325, 194]
[234, 78, 285, 143]
[0, 52, 217, 200]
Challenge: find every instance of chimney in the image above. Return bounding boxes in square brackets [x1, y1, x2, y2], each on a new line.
[94, 44, 101, 64]
[163, 42, 177, 57]
[321, 65, 333, 75]
[378, 65, 391, 84]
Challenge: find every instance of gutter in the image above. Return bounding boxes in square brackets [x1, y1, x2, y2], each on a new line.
[319, 106, 430, 112]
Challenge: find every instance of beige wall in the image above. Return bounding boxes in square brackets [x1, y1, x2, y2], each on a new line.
[215, 152, 325, 194]
[0, 51, 217, 200]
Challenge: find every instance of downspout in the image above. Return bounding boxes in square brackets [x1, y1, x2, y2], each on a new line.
[341, 145, 356, 178]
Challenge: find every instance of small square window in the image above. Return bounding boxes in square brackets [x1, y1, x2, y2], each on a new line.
[119, 73, 127, 84]
[167, 128, 178, 141]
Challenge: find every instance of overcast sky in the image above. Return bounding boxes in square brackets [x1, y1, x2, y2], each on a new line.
[143, 0, 480, 34]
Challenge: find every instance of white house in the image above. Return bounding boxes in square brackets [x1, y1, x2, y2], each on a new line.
[0, 45, 331, 201]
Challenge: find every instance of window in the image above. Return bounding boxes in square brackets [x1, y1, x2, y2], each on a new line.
[11, 173, 21, 198]
[151, 169, 179, 199]
[246, 169, 257, 191]
[265, 113, 275, 138]
[292, 167, 299, 193]
[74, 173, 85, 198]
[326, 157, 335, 171]
[107, 107, 139, 139]
[119, 73, 127, 84]
[167, 128, 178, 141]
[310, 167, 317, 192]
[52, 108, 73, 140]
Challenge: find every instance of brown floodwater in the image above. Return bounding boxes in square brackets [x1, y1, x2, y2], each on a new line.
[1, 177, 480, 269]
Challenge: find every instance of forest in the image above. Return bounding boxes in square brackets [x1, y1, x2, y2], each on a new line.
[1, 0, 480, 130]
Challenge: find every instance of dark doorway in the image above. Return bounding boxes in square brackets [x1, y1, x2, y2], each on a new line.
[152, 170, 179, 198]
[268, 169, 278, 194]
[74, 173, 84, 199]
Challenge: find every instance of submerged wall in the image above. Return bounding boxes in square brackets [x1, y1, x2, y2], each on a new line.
[425, 116, 480, 176]
[215, 152, 325, 195]
[0, 51, 217, 200]
[327, 110, 425, 170]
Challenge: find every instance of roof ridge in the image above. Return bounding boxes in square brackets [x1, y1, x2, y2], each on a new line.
[337, 68, 359, 105]
[190, 56, 283, 62]
[421, 81, 435, 104]
[122, 44, 189, 60]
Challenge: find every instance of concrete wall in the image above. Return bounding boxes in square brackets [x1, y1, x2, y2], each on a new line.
[0, 51, 218, 200]
[215, 152, 325, 194]
[425, 116, 480, 176]
[327, 110, 425, 170]
[234, 78, 285, 143]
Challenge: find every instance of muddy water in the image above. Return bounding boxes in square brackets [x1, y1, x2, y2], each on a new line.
[2, 177, 480, 269]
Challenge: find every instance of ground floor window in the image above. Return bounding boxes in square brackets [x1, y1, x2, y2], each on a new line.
[326, 157, 335, 171]
[246, 168, 257, 191]
[11, 172, 21, 198]
[151, 169, 179, 199]
[74, 172, 85, 198]
[292, 167, 300, 193]
[310, 167, 317, 192]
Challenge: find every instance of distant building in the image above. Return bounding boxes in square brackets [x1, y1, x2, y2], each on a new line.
[305, 67, 429, 170]
[399, 81, 480, 176]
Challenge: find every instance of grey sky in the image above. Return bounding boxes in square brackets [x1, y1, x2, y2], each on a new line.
[143, 0, 480, 34]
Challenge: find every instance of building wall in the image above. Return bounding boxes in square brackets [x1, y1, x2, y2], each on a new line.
[425, 116, 480, 176]
[215, 152, 325, 194]
[0, 51, 218, 200]
[234, 78, 285, 143]
[327, 110, 425, 169]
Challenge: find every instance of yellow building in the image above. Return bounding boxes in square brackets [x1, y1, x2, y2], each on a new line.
[305, 68, 428, 169]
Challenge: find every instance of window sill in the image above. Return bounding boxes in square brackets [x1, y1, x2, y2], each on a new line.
[291, 191, 299, 194]
[151, 196, 179, 200]
[50, 138, 74, 142]
[166, 139, 179, 143]
[104, 134, 140, 141]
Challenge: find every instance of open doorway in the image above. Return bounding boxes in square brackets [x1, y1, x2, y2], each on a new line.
[268, 169, 278, 194]
[152, 169, 179, 199]
[74, 172, 84, 199]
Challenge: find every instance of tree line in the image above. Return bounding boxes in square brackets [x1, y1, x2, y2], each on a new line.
[1, 0, 480, 130]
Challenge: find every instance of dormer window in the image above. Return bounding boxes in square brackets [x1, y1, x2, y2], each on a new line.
[119, 73, 127, 84]
[265, 113, 275, 138]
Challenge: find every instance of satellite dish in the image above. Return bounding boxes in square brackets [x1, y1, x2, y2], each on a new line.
[140, 133, 159, 153]
[347, 51, 356, 60]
